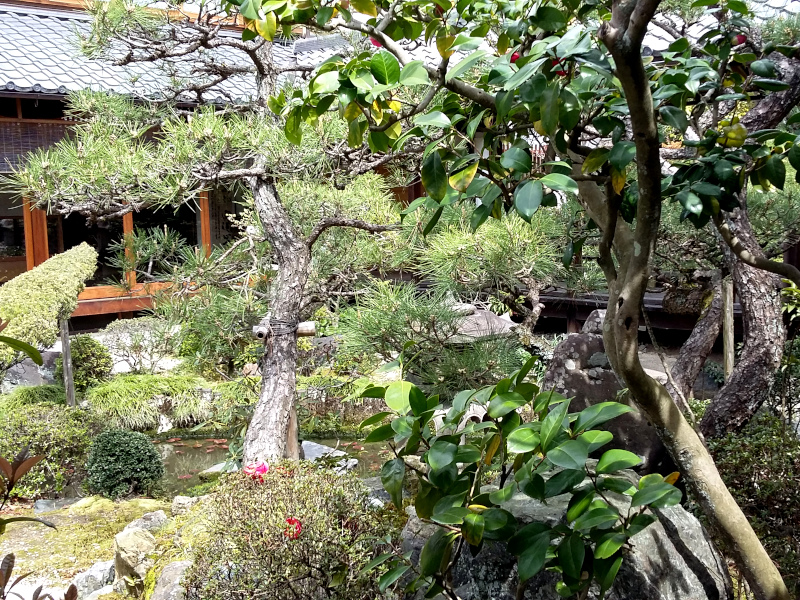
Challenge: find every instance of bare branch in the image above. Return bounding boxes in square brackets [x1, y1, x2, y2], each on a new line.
[306, 217, 400, 248]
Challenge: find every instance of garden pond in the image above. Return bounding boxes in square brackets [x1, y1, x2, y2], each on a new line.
[157, 437, 389, 494]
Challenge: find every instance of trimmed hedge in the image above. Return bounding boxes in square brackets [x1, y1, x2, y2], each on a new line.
[86, 429, 164, 499]
[0, 243, 97, 370]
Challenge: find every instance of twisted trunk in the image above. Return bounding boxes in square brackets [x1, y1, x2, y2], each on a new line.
[700, 209, 784, 437]
[242, 177, 310, 462]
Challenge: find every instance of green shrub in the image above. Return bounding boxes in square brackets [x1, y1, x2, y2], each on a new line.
[0, 243, 97, 370]
[184, 463, 401, 600]
[708, 413, 800, 596]
[86, 429, 164, 499]
[101, 316, 176, 374]
[0, 403, 103, 498]
[0, 384, 66, 410]
[86, 374, 212, 430]
[55, 335, 113, 393]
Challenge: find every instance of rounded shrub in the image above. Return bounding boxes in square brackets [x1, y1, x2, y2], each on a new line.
[86, 429, 164, 499]
[185, 462, 402, 600]
[0, 403, 103, 498]
[55, 335, 113, 393]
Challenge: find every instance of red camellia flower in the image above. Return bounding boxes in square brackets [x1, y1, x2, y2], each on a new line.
[510, 51, 520, 63]
[551, 58, 567, 76]
[369, 37, 382, 47]
[733, 34, 747, 45]
[242, 461, 269, 482]
[284, 517, 302, 540]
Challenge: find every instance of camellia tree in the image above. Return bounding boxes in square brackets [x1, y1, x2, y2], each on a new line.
[234, 0, 799, 597]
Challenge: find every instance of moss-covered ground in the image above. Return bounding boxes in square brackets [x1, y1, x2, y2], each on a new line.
[0, 496, 168, 584]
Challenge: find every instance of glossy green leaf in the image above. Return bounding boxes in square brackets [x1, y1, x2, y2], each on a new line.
[595, 532, 626, 559]
[540, 84, 560, 135]
[539, 173, 578, 194]
[609, 141, 636, 170]
[573, 504, 619, 530]
[428, 440, 458, 471]
[365, 423, 395, 443]
[507, 425, 541, 454]
[462, 513, 485, 546]
[399, 60, 430, 85]
[535, 5, 566, 30]
[579, 429, 613, 453]
[595, 555, 623, 595]
[518, 533, 551, 583]
[370, 51, 401, 85]
[514, 180, 543, 222]
[573, 402, 633, 433]
[358, 411, 392, 429]
[447, 50, 490, 81]
[312, 71, 340, 94]
[660, 106, 689, 133]
[0, 336, 42, 365]
[449, 162, 479, 193]
[540, 399, 571, 452]
[489, 484, 516, 504]
[487, 391, 528, 419]
[544, 468, 585, 497]
[750, 59, 777, 78]
[558, 534, 585, 580]
[419, 528, 455, 577]
[753, 78, 791, 91]
[378, 564, 409, 592]
[631, 482, 682, 508]
[415, 111, 452, 128]
[421, 151, 447, 201]
[500, 147, 532, 172]
[596, 449, 642, 474]
[547, 439, 589, 470]
[566, 486, 595, 522]
[380, 457, 405, 508]
[384, 380, 415, 414]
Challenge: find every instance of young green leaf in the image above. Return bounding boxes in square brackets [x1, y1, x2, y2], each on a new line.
[370, 51, 401, 85]
[596, 449, 642, 474]
[514, 180, 544, 222]
[380, 458, 405, 508]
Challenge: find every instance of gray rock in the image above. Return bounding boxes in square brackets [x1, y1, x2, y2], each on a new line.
[542, 332, 666, 472]
[198, 461, 237, 482]
[301, 441, 358, 473]
[1, 351, 59, 393]
[171, 495, 201, 517]
[114, 527, 156, 595]
[124, 510, 168, 532]
[33, 498, 79, 514]
[150, 561, 192, 600]
[85, 585, 113, 600]
[72, 561, 114, 600]
[402, 470, 731, 600]
[581, 309, 606, 335]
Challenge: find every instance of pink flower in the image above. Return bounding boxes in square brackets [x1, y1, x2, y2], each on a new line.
[284, 517, 302, 540]
[243, 461, 269, 481]
[369, 37, 382, 47]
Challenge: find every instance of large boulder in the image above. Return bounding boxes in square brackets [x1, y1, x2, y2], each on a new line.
[150, 561, 192, 600]
[114, 527, 156, 595]
[543, 311, 666, 472]
[72, 560, 115, 600]
[402, 469, 731, 600]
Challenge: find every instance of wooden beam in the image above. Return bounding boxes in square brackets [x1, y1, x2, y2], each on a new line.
[77, 281, 172, 300]
[199, 190, 212, 257]
[71, 295, 154, 317]
[21, 197, 49, 268]
[22, 197, 34, 271]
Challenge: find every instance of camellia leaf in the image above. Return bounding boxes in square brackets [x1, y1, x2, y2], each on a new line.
[462, 513, 485, 546]
[547, 439, 588, 471]
[378, 564, 409, 592]
[415, 111, 452, 128]
[596, 449, 642, 474]
[421, 151, 448, 201]
[595, 555, 623, 595]
[487, 391, 528, 419]
[449, 162, 479, 192]
[419, 528, 455, 577]
[500, 147, 532, 172]
[539, 399, 571, 452]
[384, 380, 415, 414]
[351, 0, 378, 17]
[573, 402, 633, 433]
[750, 59, 777, 78]
[399, 60, 430, 86]
[631, 482, 682, 508]
[609, 141, 636, 170]
[380, 458, 405, 508]
[540, 84, 560, 135]
[428, 440, 458, 471]
[364, 423, 395, 443]
[753, 78, 791, 92]
[539, 173, 578, 194]
[566, 486, 595, 522]
[659, 106, 688, 133]
[507, 424, 541, 454]
[514, 180, 543, 222]
[447, 50, 490, 82]
[311, 71, 340, 94]
[558, 534, 585, 580]
[0, 336, 42, 365]
[595, 532, 626, 559]
[581, 148, 609, 174]
[254, 12, 277, 41]
[370, 51, 401, 85]
[517, 532, 551, 583]
[358, 411, 392, 429]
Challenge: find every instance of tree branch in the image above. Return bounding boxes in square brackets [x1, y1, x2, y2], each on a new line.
[713, 212, 800, 286]
[306, 218, 399, 248]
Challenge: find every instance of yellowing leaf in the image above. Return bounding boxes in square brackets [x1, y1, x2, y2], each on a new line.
[255, 12, 277, 41]
[372, 100, 383, 122]
[385, 121, 402, 140]
[387, 100, 402, 112]
[611, 166, 626, 194]
[343, 102, 362, 122]
[351, 0, 377, 17]
[449, 161, 478, 192]
[664, 471, 680, 485]
[484, 434, 502, 465]
[437, 35, 455, 59]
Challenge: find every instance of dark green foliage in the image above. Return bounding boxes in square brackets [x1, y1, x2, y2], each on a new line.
[184, 463, 402, 600]
[360, 371, 678, 598]
[55, 335, 113, 393]
[0, 384, 66, 410]
[708, 413, 800, 596]
[0, 404, 103, 498]
[86, 429, 164, 499]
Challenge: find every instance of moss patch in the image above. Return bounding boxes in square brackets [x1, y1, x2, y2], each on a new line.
[0, 496, 169, 583]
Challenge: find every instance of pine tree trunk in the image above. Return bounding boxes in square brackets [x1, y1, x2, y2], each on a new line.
[665, 277, 722, 403]
[700, 209, 784, 437]
[242, 177, 310, 462]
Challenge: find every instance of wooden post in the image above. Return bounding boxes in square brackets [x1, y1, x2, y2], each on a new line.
[723, 277, 735, 380]
[199, 190, 212, 257]
[60, 319, 75, 407]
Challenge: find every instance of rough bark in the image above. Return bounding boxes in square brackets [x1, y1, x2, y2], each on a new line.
[242, 177, 310, 462]
[700, 210, 785, 437]
[592, 4, 791, 598]
[665, 277, 723, 403]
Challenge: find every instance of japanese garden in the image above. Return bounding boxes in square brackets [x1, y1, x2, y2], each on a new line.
[0, 0, 798, 598]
